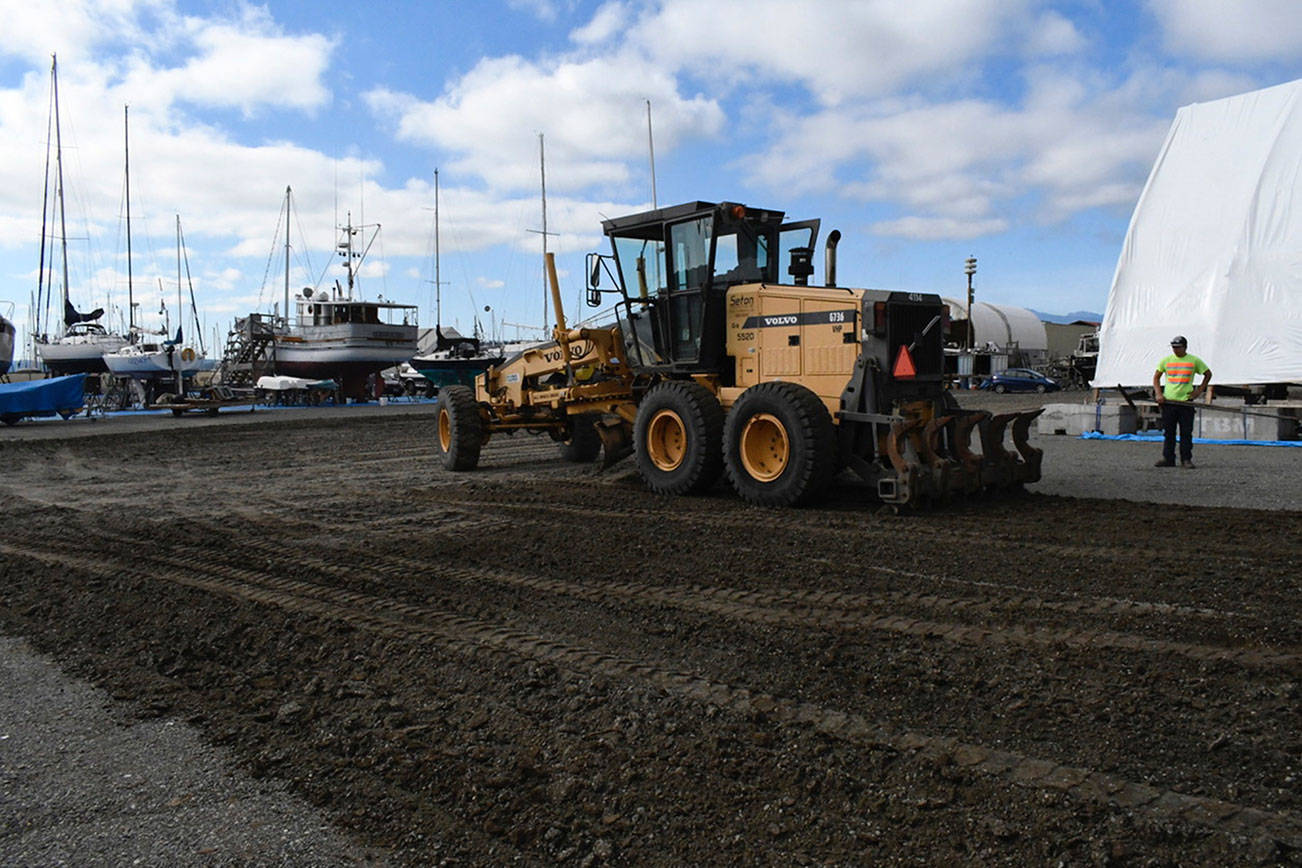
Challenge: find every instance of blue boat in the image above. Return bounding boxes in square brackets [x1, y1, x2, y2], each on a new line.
[0, 374, 87, 425]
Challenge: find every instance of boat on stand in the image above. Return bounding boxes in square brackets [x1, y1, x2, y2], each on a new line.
[257, 187, 418, 399]
[102, 105, 207, 398]
[408, 170, 511, 391]
[33, 55, 129, 375]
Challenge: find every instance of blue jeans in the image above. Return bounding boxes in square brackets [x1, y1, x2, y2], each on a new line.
[1161, 403, 1195, 463]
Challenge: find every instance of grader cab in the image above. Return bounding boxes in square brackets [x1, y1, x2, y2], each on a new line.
[435, 201, 1042, 507]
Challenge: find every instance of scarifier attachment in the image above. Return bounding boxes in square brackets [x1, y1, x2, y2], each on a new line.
[881, 407, 1044, 507]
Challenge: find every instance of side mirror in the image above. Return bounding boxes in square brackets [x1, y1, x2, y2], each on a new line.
[587, 252, 601, 289]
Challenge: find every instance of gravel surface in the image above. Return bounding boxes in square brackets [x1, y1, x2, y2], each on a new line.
[0, 634, 386, 865]
[1, 399, 1299, 864]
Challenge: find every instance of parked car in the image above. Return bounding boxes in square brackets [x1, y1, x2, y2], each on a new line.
[980, 368, 1061, 394]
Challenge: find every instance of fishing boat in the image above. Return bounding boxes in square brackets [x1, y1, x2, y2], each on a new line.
[33, 56, 129, 373]
[260, 187, 418, 399]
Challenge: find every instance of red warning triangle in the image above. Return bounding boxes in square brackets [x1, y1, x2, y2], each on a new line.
[893, 345, 917, 379]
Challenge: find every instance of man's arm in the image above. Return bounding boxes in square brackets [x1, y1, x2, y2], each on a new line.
[1191, 369, 1212, 401]
[1152, 369, 1165, 403]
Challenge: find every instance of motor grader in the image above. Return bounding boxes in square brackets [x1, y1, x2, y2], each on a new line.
[434, 200, 1042, 507]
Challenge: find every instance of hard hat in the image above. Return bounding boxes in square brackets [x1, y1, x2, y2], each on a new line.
[1170, 335, 1187, 346]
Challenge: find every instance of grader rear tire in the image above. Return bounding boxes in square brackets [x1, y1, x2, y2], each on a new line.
[724, 381, 836, 507]
[435, 385, 484, 471]
[559, 414, 602, 463]
[633, 381, 724, 495]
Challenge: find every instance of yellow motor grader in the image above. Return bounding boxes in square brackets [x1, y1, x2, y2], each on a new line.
[435, 201, 1042, 507]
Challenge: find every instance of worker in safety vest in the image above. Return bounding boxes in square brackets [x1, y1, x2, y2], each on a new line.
[1151, 335, 1211, 468]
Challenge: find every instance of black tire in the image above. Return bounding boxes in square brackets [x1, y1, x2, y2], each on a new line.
[559, 414, 602, 463]
[1035, 384, 1047, 394]
[435, 385, 484, 471]
[724, 381, 837, 507]
[994, 384, 1007, 394]
[633, 380, 724, 495]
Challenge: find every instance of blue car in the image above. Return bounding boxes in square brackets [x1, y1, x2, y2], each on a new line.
[981, 368, 1061, 394]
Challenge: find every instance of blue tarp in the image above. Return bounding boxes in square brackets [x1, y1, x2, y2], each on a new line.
[0, 374, 86, 420]
[1080, 431, 1302, 447]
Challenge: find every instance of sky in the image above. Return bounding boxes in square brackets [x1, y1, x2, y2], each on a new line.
[2, 0, 1301, 357]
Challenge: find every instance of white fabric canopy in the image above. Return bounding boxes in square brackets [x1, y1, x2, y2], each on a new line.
[1094, 79, 1302, 387]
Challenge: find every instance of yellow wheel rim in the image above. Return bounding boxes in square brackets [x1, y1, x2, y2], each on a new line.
[739, 413, 789, 482]
[438, 407, 452, 452]
[646, 409, 687, 472]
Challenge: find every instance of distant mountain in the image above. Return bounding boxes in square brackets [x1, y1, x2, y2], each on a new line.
[1031, 309, 1103, 324]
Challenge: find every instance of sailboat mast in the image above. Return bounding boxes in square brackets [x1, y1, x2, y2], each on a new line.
[53, 56, 71, 336]
[124, 105, 134, 338]
[434, 169, 441, 329]
[176, 214, 183, 337]
[284, 186, 291, 323]
[539, 133, 548, 329]
[36, 56, 55, 338]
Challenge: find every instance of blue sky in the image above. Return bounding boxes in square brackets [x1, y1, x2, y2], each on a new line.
[2, 0, 1300, 355]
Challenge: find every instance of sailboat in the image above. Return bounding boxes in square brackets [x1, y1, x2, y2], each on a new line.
[33, 55, 129, 373]
[260, 187, 419, 399]
[103, 215, 207, 378]
[410, 169, 506, 390]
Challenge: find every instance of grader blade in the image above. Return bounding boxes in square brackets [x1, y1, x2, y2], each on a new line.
[595, 418, 634, 468]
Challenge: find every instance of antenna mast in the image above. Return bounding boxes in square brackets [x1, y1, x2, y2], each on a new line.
[540, 133, 549, 328]
[434, 169, 441, 329]
[647, 99, 658, 209]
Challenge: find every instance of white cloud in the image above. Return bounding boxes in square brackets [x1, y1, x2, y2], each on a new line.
[366, 51, 724, 194]
[1148, 0, 1302, 62]
[571, 1, 630, 45]
[142, 13, 335, 115]
[746, 65, 1171, 239]
[872, 215, 1009, 241]
[627, 0, 1034, 106]
[1025, 11, 1087, 56]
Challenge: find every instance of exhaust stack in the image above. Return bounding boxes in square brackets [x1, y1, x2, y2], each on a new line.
[824, 229, 841, 287]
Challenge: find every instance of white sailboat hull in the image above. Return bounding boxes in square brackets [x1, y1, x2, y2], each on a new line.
[103, 346, 205, 378]
[37, 333, 130, 374]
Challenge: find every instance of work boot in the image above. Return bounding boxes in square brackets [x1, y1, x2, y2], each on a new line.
[1181, 460, 1195, 469]
[1154, 459, 1175, 467]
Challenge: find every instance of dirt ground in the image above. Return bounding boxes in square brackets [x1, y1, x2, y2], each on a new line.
[1, 404, 1299, 865]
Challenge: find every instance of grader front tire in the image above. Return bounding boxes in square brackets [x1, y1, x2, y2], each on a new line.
[559, 414, 602, 463]
[436, 385, 484, 471]
[724, 381, 836, 507]
[633, 381, 724, 496]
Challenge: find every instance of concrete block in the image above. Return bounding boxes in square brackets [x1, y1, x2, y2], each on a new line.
[1037, 403, 1137, 436]
[1195, 406, 1297, 441]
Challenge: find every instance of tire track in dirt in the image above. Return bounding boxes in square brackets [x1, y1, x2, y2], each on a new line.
[420, 494, 1268, 625]
[3, 537, 1298, 849]
[201, 537, 1298, 672]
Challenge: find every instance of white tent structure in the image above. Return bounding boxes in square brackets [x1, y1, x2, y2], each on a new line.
[1094, 79, 1302, 387]
[941, 298, 1048, 364]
